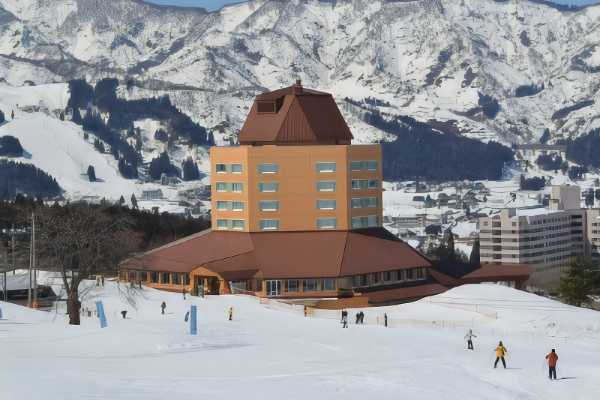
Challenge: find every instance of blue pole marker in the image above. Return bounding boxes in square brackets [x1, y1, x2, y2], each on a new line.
[190, 305, 197, 335]
[95, 301, 107, 328]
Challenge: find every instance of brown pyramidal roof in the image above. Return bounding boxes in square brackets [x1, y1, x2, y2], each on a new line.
[238, 80, 354, 145]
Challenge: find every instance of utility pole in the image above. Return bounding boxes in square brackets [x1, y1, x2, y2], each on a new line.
[32, 213, 37, 307]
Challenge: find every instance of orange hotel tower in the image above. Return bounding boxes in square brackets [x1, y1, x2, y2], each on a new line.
[120, 81, 450, 305]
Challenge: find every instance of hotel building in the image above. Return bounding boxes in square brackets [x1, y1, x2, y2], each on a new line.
[121, 82, 527, 305]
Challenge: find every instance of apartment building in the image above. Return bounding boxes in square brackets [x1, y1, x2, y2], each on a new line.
[479, 185, 585, 289]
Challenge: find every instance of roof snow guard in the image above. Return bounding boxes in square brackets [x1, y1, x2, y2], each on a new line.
[239, 80, 354, 145]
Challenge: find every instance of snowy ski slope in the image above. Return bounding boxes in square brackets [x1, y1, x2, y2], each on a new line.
[1, 282, 599, 399]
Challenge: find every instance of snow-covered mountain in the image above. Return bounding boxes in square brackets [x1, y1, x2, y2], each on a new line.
[1, 0, 600, 144]
[2, 0, 600, 203]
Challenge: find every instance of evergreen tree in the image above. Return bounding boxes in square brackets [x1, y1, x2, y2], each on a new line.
[182, 157, 201, 181]
[0, 110, 5, 124]
[131, 194, 138, 209]
[469, 239, 480, 266]
[149, 152, 178, 180]
[446, 229, 455, 259]
[0, 136, 24, 157]
[87, 165, 96, 182]
[118, 195, 125, 206]
[559, 257, 599, 307]
[71, 107, 82, 125]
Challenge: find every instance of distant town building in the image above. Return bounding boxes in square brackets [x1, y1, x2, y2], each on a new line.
[141, 189, 164, 201]
[478, 185, 585, 289]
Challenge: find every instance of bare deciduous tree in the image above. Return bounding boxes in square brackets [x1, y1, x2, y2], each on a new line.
[36, 204, 138, 325]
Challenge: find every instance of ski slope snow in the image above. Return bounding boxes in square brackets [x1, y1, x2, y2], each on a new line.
[1, 282, 599, 400]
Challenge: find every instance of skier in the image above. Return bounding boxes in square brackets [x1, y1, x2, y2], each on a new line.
[161, 301, 167, 315]
[101, 275, 105, 287]
[182, 287, 187, 300]
[465, 329, 477, 350]
[384, 313, 388, 327]
[360, 311, 365, 324]
[494, 341, 508, 369]
[184, 311, 190, 322]
[228, 306, 233, 321]
[341, 309, 348, 328]
[121, 310, 127, 319]
[355, 312, 361, 324]
[545, 349, 558, 380]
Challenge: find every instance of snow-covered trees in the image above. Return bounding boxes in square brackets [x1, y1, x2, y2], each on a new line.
[149, 152, 178, 180]
[0, 136, 24, 157]
[36, 204, 138, 325]
[182, 157, 200, 181]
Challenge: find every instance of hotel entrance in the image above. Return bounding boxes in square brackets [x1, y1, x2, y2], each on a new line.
[194, 276, 220, 295]
[266, 280, 281, 297]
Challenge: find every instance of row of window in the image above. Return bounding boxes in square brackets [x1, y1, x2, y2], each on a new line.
[216, 219, 245, 230]
[216, 180, 380, 194]
[352, 267, 427, 287]
[351, 197, 378, 209]
[121, 270, 190, 286]
[216, 201, 245, 211]
[215, 161, 378, 175]
[216, 199, 375, 213]
[216, 218, 339, 231]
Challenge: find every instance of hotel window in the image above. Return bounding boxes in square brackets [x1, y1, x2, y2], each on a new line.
[216, 164, 227, 173]
[231, 220, 245, 230]
[258, 163, 278, 174]
[383, 271, 391, 281]
[406, 269, 414, 280]
[161, 272, 170, 284]
[322, 278, 336, 291]
[232, 201, 245, 211]
[350, 160, 378, 171]
[231, 164, 243, 174]
[351, 179, 379, 190]
[317, 181, 336, 192]
[217, 219, 230, 230]
[172, 273, 181, 285]
[216, 182, 228, 192]
[397, 270, 406, 281]
[217, 201, 231, 211]
[351, 197, 378, 209]
[258, 182, 279, 192]
[260, 219, 279, 231]
[183, 274, 190, 285]
[303, 279, 318, 292]
[317, 199, 336, 210]
[416, 268, 426, 280]
[151, 272, 159, 283]
[317, 217, 337, 230]
[316, 162, 336, 173]
[372, 273, 380, 284]
[140, 271, 148, 282]
[286, 280, 300, 292]
[259, 200, 279, 211]
[351, 215, 379, 229]
[231, 183, 243, 192]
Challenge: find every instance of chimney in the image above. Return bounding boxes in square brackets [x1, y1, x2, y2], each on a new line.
[293, 79, 303, 94]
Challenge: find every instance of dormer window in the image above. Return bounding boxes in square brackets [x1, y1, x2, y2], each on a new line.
[257, 101, 277, 113]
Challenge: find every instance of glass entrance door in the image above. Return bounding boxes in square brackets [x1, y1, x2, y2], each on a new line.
[266, 280, 281, 297]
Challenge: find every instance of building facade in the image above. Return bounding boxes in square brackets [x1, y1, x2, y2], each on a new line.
[478, 186, 585, 289]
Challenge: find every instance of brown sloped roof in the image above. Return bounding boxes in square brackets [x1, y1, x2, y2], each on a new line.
[238, 81, 353, 145]
[429, 269, 462, 287]
[122, 228, 431, 279]
[461, 263, 533, 282]
[366, 284, 448, 305]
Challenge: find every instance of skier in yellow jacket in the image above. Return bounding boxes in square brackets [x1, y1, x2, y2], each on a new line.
[494, 341, 508, 369]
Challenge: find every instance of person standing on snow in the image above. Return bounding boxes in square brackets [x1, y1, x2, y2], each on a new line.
[228, 306, 233, 321]
[161, 301, 167, 315]
[494, 341, 508, 369]
[341, 309, 348, 328]
[546, 349, 558, 380]
[465, 329, 477, 350]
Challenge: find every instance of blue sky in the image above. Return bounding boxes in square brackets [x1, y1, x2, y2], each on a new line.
[146, 0, 599, 12]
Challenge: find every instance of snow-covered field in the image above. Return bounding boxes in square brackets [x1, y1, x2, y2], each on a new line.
[1, 282, 599, 399]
